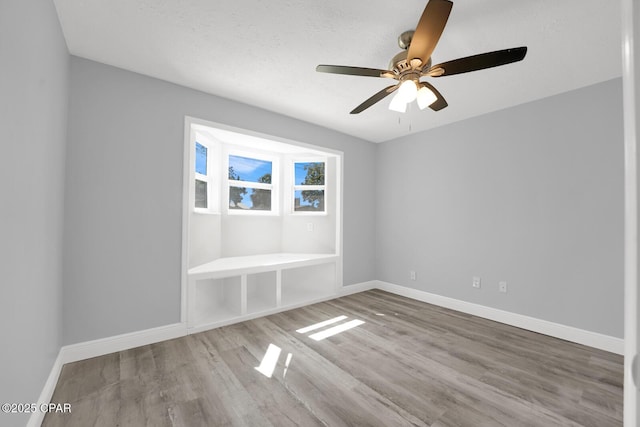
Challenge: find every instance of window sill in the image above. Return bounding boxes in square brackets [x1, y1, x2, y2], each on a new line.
[193, 209, 221, 215]
[289, 211, 328, 216]
[226, 210, 280, 217]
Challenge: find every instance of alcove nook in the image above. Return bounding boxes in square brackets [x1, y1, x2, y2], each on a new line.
[182, 118, 343, 332]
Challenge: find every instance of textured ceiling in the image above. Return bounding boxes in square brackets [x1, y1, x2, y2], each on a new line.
[53, 0, 622, 143]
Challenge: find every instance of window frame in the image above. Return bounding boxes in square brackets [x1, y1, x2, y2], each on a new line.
[290, 157, 327, 215]
[192, 136, 219, 214]
[225, 148, 280, 216]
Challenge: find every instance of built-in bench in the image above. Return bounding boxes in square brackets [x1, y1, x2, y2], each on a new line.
[187, 253, 339, 332]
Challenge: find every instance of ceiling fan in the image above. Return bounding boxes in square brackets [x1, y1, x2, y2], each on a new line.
[316, 0, 527, 114]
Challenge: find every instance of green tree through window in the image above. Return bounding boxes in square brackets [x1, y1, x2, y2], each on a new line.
[300, 163, 324, 209]
[250, 173, 272, 210]
[228, 166, 247, 207]
[293, 161, 325, 212]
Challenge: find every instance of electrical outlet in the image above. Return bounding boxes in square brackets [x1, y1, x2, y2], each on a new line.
[306, 223, 314, 232]
[410, 271, 417, 281]
[499, 281, 508, 293]
[472, 276, 481, 289]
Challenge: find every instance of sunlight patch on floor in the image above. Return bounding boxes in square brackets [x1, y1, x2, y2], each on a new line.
[308, 319, 366, 341]
[254, 343, 294, 379]
[296, 315, 348, 334]
[283, 352, 293, 378]
[254, 343, 282, 378]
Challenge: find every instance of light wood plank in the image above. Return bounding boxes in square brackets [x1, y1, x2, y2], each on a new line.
[42, 290, 623, 426]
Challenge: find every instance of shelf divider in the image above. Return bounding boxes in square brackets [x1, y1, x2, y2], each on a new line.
[240, 274, 247, 315]
[276, 269, 282, 307]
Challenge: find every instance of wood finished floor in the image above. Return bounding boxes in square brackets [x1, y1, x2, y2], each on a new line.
[42, 290, 623, 426]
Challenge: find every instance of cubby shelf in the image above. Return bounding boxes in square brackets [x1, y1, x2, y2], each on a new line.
[187, 253, 339, 331]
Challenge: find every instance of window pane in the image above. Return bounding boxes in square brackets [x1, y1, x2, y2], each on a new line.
[195, 142, 207, 175]
[229, 155, 272, 183]
[294, 189, 324, 212]
[295, 162, 324, 186]
[229, 187, 271, 211]
[195, 179, 208, 208]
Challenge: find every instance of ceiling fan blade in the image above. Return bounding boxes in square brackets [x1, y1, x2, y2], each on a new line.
[420, 81, 447, 111]
[316, 65, 392, 78]
[427, 46, 527, 77]
[407, 0, 453, 67]
[350, 85, 399, 114]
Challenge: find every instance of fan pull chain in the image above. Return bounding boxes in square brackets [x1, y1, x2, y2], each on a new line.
[397, 116, 412, 132]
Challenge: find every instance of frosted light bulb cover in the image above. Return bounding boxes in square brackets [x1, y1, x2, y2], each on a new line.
[389, 91, 407, 113]
[397, 80, 418, 103]
[417, 86, 437, 110]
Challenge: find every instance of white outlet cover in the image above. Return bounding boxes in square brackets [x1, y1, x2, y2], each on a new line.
[472, 277, 481, 288]
[499, 281, 508, 293]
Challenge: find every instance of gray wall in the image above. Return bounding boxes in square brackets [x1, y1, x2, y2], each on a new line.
[376, 78, 624, 337]
[0, 0, 69, 426]
[64, 57, 377, 344]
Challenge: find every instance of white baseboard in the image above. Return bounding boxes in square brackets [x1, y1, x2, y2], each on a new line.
[28, 322, 187, 426]
[49, 281, 374, 365]
[188, 281, 378, 334]
[374, 280, 624, 355]
[339, 280, 377, 295]
[60, 322, 188, 364]
[26, 352, 65, 427]
[28, 281, 377, 424]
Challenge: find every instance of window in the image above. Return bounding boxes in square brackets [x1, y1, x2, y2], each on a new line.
[293, 161, 325, 213]
[228, 154, 277, 213]
[194, 141, 210, 210]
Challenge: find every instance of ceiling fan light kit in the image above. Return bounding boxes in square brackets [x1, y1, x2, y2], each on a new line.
[389, 92, 408, 113]
[389, 80, 437, 112]
[397, 80, 419, 103]
[316, 0, 527, 115]
[416, 85, 438, 109]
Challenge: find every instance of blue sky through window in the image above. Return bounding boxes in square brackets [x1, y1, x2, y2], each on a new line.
[294, 163, 306, 185]
[229, 155, 272, 183]
[195, 142, 207, 175]
[228, 155, 273, 209]
[294, 162, 325, 211]
[295, 190, 311, 207]
[295, 162, 324, 185]
[230, 187, 272, 210]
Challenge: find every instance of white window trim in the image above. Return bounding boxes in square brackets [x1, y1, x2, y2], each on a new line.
[289, 157, 328, 215]
[225, 148, 280, 216]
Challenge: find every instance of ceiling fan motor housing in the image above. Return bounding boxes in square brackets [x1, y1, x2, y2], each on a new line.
[398, 30, 415, 49]
[389, 50, 431, 75]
